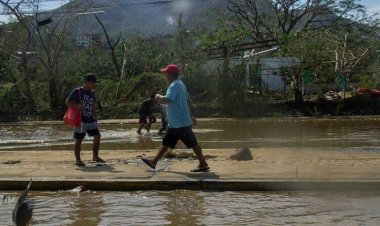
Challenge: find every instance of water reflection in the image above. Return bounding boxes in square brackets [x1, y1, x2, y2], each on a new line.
[0, 193, 17, 226]
[1, 119, 380, 151]
[165, 190, 204, 226]
[99, 192, 170, 225]
[71, 192, 104, 226]
[2, 191, 380, 225]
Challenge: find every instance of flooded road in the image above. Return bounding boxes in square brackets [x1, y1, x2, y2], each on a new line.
[1, 118, 380, 151]
[2, 118, 380, 225]
[1, 190, 380, 225]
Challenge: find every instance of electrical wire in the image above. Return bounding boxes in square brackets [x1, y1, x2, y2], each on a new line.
[0, 0, 213, 15]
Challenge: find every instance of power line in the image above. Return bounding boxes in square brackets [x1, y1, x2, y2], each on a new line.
[0, 0, 213, 15]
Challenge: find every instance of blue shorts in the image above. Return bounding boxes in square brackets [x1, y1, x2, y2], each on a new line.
[73, 122, 100, 140]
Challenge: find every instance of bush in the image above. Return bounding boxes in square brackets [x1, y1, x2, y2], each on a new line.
[124, 72, 167, 103]
[182, 73, 217, 103]
[358, 74, 380, 88]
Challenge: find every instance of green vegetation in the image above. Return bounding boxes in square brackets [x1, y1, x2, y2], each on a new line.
[0, 0, 379, 121]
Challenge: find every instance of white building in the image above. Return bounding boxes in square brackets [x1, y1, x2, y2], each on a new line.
[200, 47, 302, 92]
[74, 34, 101, 48]
[244, 47, 301, 91]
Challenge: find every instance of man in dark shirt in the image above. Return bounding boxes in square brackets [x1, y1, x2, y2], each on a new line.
[65, 74, 104, 166]
[137, 94, 157, 135]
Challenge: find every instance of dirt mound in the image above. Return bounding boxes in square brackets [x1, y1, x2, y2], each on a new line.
[228, 147, 253, 161]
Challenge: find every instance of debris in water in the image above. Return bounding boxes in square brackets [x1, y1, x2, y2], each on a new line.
[3, 160, 21, 164]
[70, 185, 88, 193]
[13, 179, 32, 226]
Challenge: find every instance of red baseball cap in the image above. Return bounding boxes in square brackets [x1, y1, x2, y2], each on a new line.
[160, 64, 179, 74]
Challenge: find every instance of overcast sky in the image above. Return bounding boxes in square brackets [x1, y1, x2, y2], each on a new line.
[39, 0, 380, 13]
[1, 0, 379, 23]
[37, 0, 380, 12]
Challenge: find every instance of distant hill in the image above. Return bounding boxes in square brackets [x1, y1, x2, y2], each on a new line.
[51, 0, 351, 41]
[59, 0, 230, 37]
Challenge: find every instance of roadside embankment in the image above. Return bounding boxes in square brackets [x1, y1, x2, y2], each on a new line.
[1, 148, 380, 191]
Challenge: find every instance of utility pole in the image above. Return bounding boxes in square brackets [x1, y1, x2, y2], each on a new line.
[177, 13, 186, 76]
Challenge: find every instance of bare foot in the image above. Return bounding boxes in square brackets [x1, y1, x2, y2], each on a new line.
[145, 125, 151, 133]
[92, 157, 105, 163]
[75, 161, 85, 166]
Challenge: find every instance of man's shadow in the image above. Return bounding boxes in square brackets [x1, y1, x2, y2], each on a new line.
[75, 163, 124, 173]
[144, 161, 220, 179]
[164, 170, 220, 180]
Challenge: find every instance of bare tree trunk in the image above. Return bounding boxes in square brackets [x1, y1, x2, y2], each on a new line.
[94, 14, 122, 104]
[94, 14, 121, 77]
[21, 30, 36, 115]
[222, 44, 230, 77]
[116, 43, 128, 102]
[177, 13, 186, 76]
[335, 49, 339, 72]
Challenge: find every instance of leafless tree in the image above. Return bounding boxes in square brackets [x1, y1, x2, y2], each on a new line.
[227, 0, 365, 44]
[34, 0, 87, 116]
[0, 0, 86, 116]
[0, 0, 37, 114]
[94, 14, 128, 103]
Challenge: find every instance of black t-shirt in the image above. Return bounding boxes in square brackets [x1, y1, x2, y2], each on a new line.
[67, 88, 96, 123]
[138, 98, 156, 116]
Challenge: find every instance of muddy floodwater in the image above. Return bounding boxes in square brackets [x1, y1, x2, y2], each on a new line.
[2, 118, 380, 225]
[1, 190, 380, 225]
[1, 118, 380, 151]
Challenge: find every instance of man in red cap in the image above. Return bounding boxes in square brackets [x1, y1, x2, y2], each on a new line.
[141, 64, 209, 172]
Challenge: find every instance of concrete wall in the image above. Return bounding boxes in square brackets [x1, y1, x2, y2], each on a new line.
[202, 57, 302, 91]
[246, 57, 301, 91]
